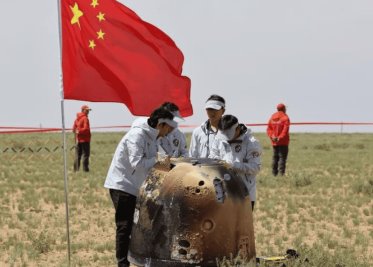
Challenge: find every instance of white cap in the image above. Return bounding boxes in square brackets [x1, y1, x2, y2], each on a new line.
[158, 118, 178, 128]
[171, 110, 184, 122]
[216, 123, 239, 141]
[205, 100, 225, 110]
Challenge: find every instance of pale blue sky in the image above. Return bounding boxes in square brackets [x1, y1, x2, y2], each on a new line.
[1, 0, 372, 132]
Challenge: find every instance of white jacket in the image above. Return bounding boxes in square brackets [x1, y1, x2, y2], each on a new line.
[104, 120, 158, 196]
[158, 128, 188, 157]
[209, 129, 261, 200]
[189, 120, 218, 158]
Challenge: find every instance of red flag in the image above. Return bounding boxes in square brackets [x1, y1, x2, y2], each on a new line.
[61, 0, 193, 116]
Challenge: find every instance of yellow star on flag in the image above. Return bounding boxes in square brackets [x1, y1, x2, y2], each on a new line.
[91, 0, 99, 8]
[97, 12, 105, 22]
[89, 40, 96, 50]
[70, 3, 83, 27]
[97, 29, 105, 40]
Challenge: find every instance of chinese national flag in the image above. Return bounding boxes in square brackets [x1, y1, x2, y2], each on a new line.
[61, 0, 193, 116]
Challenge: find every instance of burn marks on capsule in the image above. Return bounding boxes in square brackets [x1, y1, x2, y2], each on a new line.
[171, 233, 203, 264]
[238, 236, 252, 259]
[184, 179, 209, 198]
[129, 159, 256, 266]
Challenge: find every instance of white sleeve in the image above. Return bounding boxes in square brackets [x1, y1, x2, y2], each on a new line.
[233, 140, 261, 176]
[158, 137, 172, 156]
[189, 129, 199, 158]
[178, 131, 189, 157]
[208, 139, 220, 159]
[126, 135, 156, 171]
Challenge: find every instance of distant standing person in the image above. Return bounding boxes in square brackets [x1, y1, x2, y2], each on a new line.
[209, 115, 261, 210]
[104, 107, 177, 267]
[267, 103, 290, 176]
[73, 105, 91, 172]
[158, 102, 188, 157]
[189, 95, 225, 158]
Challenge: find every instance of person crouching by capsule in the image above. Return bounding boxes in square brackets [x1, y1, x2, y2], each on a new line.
[209, 115, 262, 211]
[104, 107, 177, 267]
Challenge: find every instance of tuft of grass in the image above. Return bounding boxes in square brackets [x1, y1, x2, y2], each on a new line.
[314, 143, 331, 151]
[27, 231, 55, 254]
[218, 254, 256, 267]
[218, 244, 372, 267]
[292, 174, 312, 187]
[354, 143, 365, 149]
[352, 179, 373, 196]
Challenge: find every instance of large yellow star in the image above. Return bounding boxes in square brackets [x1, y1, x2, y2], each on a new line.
[97, 12, 105, 22]
[91, 0, 99, 8]
[97, 29, 105, 40]
[70, 3, 83, 27]
[89, 40, 96, 50]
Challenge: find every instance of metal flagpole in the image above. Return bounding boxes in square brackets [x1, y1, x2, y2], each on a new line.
[60, 90, 71, 266]
[57, 0, 71, 265]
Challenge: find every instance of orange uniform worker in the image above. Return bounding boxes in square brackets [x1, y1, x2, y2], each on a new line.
[266, 103, 290, 176]
[73, 105, 92, 172]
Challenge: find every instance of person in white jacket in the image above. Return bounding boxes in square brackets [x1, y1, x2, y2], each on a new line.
[189, 95, 225, 158]
[130, 102, 188, 158]
[104, 107, 177, 267]
[209, 114, 262, 210]
[158, 102, 188, 157]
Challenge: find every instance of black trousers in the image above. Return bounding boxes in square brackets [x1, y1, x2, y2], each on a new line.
[74, 142, 90, 172]
[109, 189, 137, 267]
[272, 145, 289, 176]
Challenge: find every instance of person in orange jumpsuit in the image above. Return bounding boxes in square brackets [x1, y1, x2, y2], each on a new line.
[267, 103, 290, 176]
[72, 105, 92, 172]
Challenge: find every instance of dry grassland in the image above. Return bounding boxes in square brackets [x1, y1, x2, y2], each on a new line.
[0, 132, 372, 266]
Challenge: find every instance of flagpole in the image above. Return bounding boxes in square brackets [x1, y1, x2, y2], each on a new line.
[57, 0, 71, 265]
[60, 90, 72, 266]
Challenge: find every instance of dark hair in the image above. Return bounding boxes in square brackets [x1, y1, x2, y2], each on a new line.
[206, 94, 225, 105]
[218, 115, 238, 131]
[147, 107, 174, 128]
[160, 102, 179, 113]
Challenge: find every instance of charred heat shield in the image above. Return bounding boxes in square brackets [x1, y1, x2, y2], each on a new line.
[128, 158, 255, 267]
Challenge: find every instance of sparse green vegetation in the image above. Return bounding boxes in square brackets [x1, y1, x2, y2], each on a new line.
[0, 132, 372, 266]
